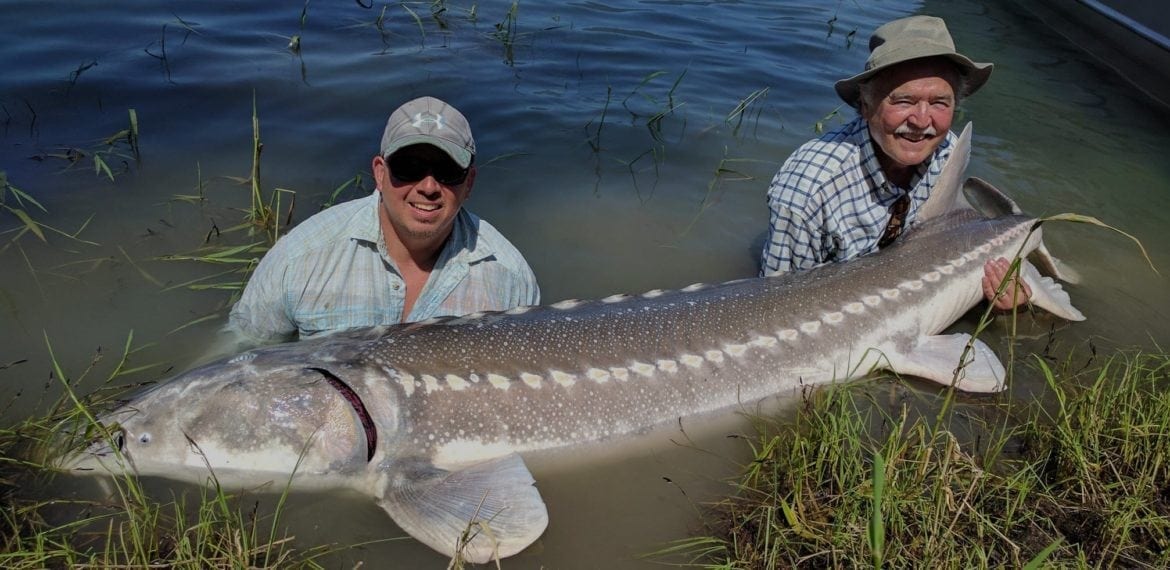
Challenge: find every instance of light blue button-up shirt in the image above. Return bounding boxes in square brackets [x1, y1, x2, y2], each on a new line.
[228, 191, 539, 343]
[759, 116, 956, 276]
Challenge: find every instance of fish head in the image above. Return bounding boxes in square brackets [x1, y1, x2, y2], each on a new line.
[57, 350, 391, 484]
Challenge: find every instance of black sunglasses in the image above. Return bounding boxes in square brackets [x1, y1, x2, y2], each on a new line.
[387, 154, 470, 186]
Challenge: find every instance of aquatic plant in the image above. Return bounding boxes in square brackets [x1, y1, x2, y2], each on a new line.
[657, 349, 1170, 568]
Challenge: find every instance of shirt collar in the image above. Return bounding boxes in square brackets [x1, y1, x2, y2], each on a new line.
[354, 191, 496, 266]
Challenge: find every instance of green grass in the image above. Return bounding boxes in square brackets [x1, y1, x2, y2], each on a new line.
[662, 349, 1170, 568]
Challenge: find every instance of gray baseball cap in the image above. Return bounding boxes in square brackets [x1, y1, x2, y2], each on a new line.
[834, 15, 993, 109]
[379, 96, 476, 167]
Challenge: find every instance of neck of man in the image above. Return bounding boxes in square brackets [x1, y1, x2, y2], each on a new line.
[872, 143, 917, 190]
[377, 206, 455, 321]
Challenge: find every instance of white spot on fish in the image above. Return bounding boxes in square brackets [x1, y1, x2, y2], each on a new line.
[749, 336, 778, 348]
[951, 256, 967, 267]
[680, 354, 704, 368]
[487, 374, 511, 390]
[657, 359, 678, 373]
[587, 368, 611, 383]
[882, 288, 900, 300]
[778, 329, 798, 341]
[681, 283, 707, 292]
[611, 367, 630, 381]
[397, 373, 416, 397]
[552, 299, 581, 310]
[863, 295, 881, 307]
[725, 344, 748, 357]
[938, 264, 955, 275]
[464, 311, 485, 319]
[422, 375, 441, 394]
[977, 244, 991, 254]
[521, 373, 543, 389]
[705, 350, 724, 363]
[631, 362, 656, 376]
[844, 302, 865, 314]
[964, 251, 980, 262]
[899, 280, 924, 291]
[551, 370, 577, 387]
[602, 294, 628, 303]
[505, 305, 532, 315]
[800, 321, 821, 334]
[923, 271, 941, 282]
[823, 312, 845, 324]
[418, 317, 445, 325]
[445, 374, 469, 391]
[469, 373, 480, 383]
[642, 289, 664, 298]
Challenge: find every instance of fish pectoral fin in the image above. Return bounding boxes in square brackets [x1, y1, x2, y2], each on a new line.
[378, 453, 548, 564]
[891, 334, 1006, 393]
[1020, 261, 1086, 321]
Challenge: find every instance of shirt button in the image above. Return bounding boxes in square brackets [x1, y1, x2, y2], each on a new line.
[392, 283, 400, 290]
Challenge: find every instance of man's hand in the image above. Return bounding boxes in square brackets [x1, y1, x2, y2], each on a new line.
[982, 257, 1031, 311]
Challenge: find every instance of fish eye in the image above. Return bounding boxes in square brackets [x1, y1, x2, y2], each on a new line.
[138, 433, 152, 444]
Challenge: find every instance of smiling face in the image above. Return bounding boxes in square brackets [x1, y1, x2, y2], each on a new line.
[861, 58, 960, 188]
[373, 143, 476, 259]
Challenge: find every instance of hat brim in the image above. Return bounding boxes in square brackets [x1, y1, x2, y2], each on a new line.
[835, 54, 993, 109]
[382, 134, 474, 168]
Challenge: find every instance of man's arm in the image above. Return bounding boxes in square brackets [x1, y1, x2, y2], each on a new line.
[225, 240, 299, 348]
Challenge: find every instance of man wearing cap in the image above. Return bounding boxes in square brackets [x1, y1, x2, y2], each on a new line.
[228, 95, 539, 344]
[759, 15, 1029, 309]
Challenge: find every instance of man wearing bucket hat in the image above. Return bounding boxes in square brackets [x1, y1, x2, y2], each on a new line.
[759, 15, 1029, 309]
[228, 95, 539, 344]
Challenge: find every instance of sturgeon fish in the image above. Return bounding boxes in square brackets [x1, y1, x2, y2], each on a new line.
[58, 124, 1084, 562]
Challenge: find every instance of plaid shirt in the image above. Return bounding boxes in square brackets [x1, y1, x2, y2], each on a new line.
[759, 116, 956, 276]
[228, 191, 540, 343]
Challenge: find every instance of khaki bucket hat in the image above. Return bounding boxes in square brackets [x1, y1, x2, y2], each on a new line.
[835, 15, 993, 108]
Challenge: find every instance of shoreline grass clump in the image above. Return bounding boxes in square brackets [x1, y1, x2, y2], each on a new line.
[664, 350, 1170, 569]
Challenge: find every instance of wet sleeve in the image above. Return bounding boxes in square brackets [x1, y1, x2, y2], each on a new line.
[226, 240, 298, 345]
[760, 170, 824, 276]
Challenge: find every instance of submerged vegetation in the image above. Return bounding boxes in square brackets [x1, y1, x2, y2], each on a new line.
[665, 350, 1170, 568]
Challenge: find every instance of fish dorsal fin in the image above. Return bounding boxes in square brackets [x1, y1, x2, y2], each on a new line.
[378, 453, 548, 563]
[916, 122, 973, 221]
[962, 176, 1023, 218]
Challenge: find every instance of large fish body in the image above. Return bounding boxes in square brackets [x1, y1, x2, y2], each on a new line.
[59, 125, 1084, 562]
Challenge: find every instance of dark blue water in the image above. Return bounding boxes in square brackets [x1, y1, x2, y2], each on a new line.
[3, 0, 1169, 566]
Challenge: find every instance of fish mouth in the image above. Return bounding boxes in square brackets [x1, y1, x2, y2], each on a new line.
[306, 367, 377, 462]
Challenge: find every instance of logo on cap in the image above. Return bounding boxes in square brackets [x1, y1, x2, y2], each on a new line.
[411, 112, 446, 131]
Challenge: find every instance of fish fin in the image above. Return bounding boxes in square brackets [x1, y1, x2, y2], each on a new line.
[916, 122, 973, 221]
[1019, 262, 1086, 321]
[378, 453, 548, 563]
[962, 176, 1023, 218]
[1028, 242, 1082, 284]
[891, 333, 1006, 392]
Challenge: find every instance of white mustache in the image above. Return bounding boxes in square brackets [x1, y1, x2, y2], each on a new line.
[894, 124, 937, 137]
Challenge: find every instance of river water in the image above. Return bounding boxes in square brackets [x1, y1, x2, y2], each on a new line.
[2, 0, 1169, 567]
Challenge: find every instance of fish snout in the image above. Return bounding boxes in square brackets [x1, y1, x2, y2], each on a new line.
[55, 422, 128, 472]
